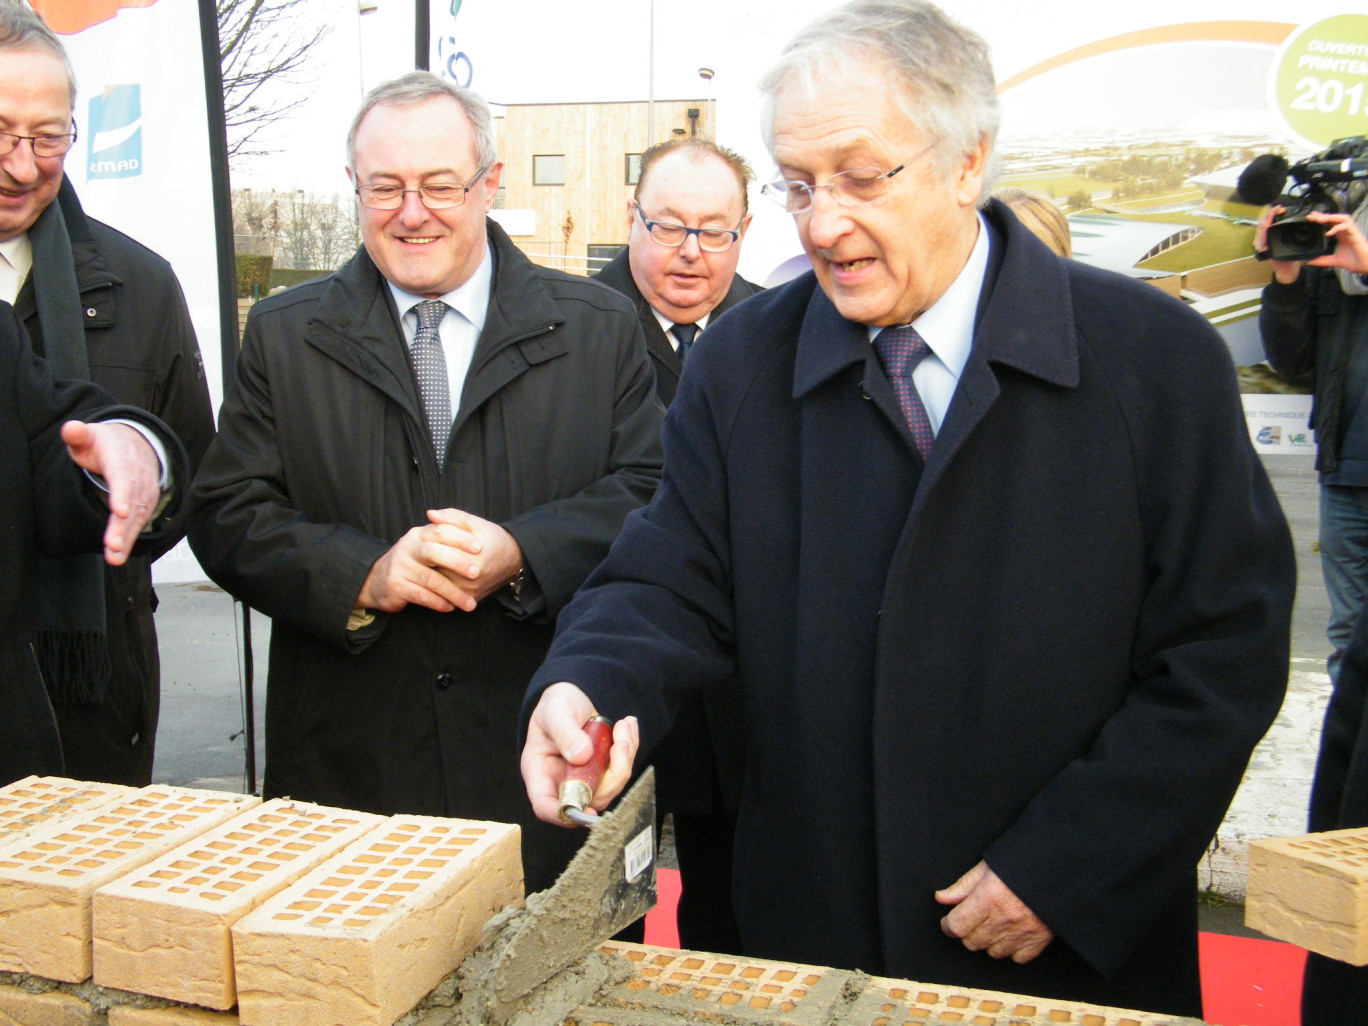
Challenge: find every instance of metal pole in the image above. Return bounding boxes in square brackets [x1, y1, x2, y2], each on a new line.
[415, 0, 429, 70]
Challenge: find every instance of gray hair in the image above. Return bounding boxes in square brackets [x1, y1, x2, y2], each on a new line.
[0, 1, 77, 108]
[346, 71, 498, 171]
[635, 137, 755, 217]
[758, 0, 1000, 200]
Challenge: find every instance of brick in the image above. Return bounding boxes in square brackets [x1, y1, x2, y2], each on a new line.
[233, 815, 522, 1026]
[107, 1006, 239, 1026]
[93, 800, 383, 1009]
[0, 983, 94, 1026]
[0, 778, 133, 846]
[1248, 827, 1368, 964]
[0, 787, 259, 982]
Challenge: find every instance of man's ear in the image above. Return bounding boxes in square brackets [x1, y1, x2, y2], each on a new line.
[955, 137, 990, 209]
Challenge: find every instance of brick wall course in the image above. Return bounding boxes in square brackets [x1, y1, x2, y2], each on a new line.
[0, 788, 260, 983]
[93, 800, 384, 1009]
[232, 815, 522, 1026]
[0, 983, 94, 1026]
[1247, 826, 1368, 964]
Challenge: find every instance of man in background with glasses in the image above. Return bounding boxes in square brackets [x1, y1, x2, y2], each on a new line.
[594, 138, 760, 955]
[523, 0, 1293, 1015]
[0, 1, 214, 788]
[189, 71, 663, 896]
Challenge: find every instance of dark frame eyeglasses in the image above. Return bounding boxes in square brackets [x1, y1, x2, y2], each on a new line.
[0, 118, 78, 159]
[760, 139, 939, 214]
[634, 204, 742, 253]
[355, 165, 491, 210]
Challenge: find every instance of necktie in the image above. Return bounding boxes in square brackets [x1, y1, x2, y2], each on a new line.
[671, 322, 699, 363]
[411, 299, 452, 463]
[872, 324, 935, 459]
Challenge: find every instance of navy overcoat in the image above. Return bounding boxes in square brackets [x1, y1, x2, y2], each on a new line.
[527, 202, 1294, 1015]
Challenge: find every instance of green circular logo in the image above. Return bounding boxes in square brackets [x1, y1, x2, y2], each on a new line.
[1270, 14, 1368, 151]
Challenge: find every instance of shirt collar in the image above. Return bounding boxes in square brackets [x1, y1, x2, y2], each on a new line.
[0, 232, 34, 304]
[651, 305, 711, 338]
[868, 211, 989, 382]
[388, 241, 494, 333]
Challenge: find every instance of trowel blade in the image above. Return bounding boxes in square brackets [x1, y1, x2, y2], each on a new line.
[483, 766, 658, 1014]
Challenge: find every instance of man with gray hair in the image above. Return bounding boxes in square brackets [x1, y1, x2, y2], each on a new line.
[522, 0, 1293, 1014]
[188, 71, 664, 895]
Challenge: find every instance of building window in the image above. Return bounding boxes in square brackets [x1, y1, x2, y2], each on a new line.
[587, 244, 626, 273]
[533, 154, 566, 186]
[625, 153, 642, 186]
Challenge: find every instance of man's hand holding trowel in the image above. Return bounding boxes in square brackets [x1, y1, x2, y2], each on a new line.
[522, 682, 640, 827]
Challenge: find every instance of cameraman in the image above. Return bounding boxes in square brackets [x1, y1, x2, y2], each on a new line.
[1259, 199, 1368, 683]
[1259, 199, 1368, 1026]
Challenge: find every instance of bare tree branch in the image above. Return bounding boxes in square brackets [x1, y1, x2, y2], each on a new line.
[217, 0, 331, 165]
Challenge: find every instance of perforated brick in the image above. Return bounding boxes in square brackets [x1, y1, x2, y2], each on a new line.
[232, 815, 522, 1026]
[0, 778, 133, 846]
[0, 982, 94, 1026]
[848, 977, 1196, 1025]
[590, 944, 850, 1021]
[93, 800, 383, 1009]
[107, 1006, 240, 1026]
[0, 787, 259, 982]
[1248, 826, 1368, 964]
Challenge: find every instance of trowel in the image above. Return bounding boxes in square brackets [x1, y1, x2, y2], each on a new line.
[457, 729, 657, 1025]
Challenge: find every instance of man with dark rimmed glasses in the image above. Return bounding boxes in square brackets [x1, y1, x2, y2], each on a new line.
[523, 0, 1293, 1016]
[595, 137, 763, 954]
[188, 70, 663, 897]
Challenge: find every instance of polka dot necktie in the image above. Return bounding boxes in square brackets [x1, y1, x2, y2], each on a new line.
[872, 324, 935, 459]
[411, 300, 452, 463]
[671, 322, 699, 363]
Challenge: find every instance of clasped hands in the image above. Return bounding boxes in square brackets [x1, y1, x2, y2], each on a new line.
[520, 681, 1054, 963]
[358, 508, 523, 613]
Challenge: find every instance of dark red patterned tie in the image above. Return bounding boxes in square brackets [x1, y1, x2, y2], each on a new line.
[872, 324, 935, 459]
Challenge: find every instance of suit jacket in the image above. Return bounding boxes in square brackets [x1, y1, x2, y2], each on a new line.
[528, 201, 1294, 1014]
[1, 302, 185, 785]
[595, 248, 762, 406]
[189, 220, 664, 893]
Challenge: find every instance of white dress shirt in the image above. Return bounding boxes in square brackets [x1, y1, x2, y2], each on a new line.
[0, 233, 33, 304]
[651, 306, 712, 351]
[388, 241, 494, 421]
[868, 213, 990, 436]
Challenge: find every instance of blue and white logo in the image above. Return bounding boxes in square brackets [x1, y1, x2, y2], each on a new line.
[87, 85, 142, 180]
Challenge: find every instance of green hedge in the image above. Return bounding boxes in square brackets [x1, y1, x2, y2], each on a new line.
[269, 268, 330, 291]
[235, 254, 273, 298]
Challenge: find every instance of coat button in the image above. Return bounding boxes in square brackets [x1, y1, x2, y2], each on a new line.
[435, 673, 453, 690]
[86, 307, 97, 318]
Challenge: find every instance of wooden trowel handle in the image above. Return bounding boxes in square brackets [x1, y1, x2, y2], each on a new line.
[557, 715, 612, 825]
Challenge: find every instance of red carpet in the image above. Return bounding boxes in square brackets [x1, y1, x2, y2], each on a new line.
[644, 870, 1308, 1025]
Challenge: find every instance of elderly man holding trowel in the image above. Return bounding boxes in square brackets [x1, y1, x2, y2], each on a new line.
[521, 0, 1294, 1017]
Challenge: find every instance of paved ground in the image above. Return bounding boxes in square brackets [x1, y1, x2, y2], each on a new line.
[147, 453, 1329, 935]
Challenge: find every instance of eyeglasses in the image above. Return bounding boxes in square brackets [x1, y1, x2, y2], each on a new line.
[634, 204, 741, 253]
[760, 140, 939, 214]
[0, 118, 78, 159]
[355, 165, 490, 210]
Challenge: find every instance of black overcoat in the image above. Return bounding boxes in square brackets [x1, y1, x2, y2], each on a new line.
[1, 303, 185, 784]
[188, 221, 663, 893]
[527, 203, 1295, 1014]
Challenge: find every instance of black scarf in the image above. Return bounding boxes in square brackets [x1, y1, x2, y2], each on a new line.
[30, 182, 112, 705]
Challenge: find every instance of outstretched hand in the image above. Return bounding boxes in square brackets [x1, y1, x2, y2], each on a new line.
[60, 420, 163, 566]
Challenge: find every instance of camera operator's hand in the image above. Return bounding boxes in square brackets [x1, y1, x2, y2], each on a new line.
[1255, 205, 1305, 284]
[1304, 210, 1368, 275]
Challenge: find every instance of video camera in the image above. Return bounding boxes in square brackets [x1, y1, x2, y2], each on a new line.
[1237, 136, 1368, 262]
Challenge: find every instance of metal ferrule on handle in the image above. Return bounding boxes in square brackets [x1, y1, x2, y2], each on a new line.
[557, 714, 612, 827]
